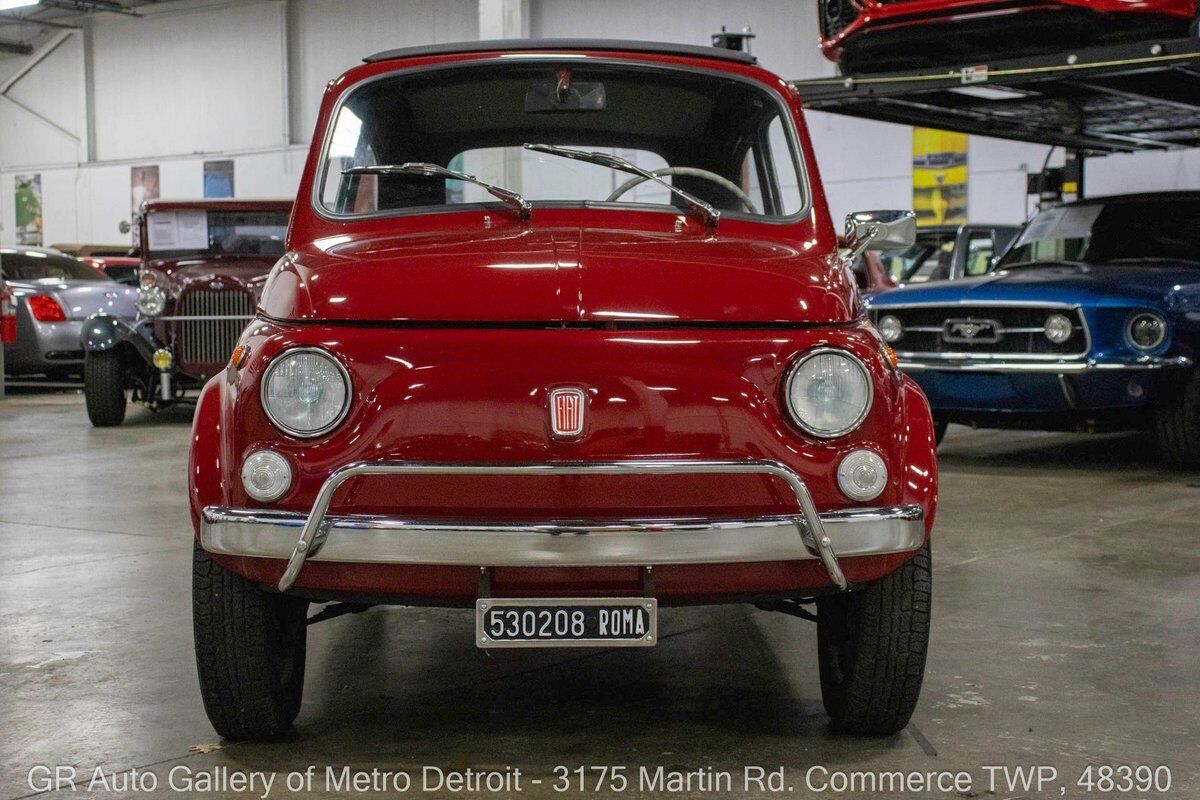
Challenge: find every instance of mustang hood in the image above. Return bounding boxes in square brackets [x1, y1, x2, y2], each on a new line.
[262, 225, 852, 324]
[871, 263, 1200, 308]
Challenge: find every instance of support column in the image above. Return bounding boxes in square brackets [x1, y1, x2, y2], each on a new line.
[471, 0, 528, 195]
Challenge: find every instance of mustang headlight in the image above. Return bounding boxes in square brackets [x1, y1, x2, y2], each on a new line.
[136, 285, 166, 317]
[261, 347, 351, 437]
[784, 348, 873, 438]
[1127, 312, 1166, 350]
[1043, 313, 1073, 344]
[877, 314, 903, 343]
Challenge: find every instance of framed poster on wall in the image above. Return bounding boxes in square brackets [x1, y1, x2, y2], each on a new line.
[203, 160, 235, 198]
[14, 174, 42, 246]
[131, 165, 160, 213]
[913, 128, 967, 227]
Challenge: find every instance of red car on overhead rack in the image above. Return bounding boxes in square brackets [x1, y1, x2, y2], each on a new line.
[819, 0, 1199, 72]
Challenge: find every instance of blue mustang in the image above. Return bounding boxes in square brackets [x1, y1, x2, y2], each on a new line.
[866, 192, 1200, 468]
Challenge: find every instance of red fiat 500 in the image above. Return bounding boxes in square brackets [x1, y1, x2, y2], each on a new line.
[188, 39, 938, 741]
[819, 0, 1199, 71]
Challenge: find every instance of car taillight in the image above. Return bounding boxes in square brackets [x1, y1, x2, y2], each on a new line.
[28, 294, 67, 322]
[1, 287, 15, 343]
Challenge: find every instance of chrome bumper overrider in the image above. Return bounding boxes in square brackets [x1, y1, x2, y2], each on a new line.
[897, 355, 1192, 373]
[199, 460, 927, 594]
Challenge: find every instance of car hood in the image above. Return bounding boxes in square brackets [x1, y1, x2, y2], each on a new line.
[8, 279, 137, 321]
[870, 263, 1200, 309]
[146, 255, 279, 298]
[261, 224, 851, 324]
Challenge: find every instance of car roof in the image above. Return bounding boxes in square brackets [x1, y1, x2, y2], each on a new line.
[1066, 191, 1200, 206]
[141, 199, 293, 214]
[364, 38, 757, 65]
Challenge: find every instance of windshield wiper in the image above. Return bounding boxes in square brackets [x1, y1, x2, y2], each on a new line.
[1101, 256, 1200, 268]
[342, 163, 531, 219]
[523, 142, 720, 227]
[996, 259, 1089, 271]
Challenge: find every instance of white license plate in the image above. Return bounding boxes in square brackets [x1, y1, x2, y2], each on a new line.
[476, 597, 657, 648]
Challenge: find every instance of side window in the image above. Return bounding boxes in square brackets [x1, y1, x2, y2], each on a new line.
[767, 116, 804, 216]
[963, 232, 995, 276]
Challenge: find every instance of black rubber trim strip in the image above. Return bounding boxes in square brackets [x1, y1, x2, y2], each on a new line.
[365, 38, 756, 65]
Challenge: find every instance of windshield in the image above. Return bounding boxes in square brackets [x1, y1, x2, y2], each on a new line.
[880, 233, 955, 283]
[318, 61, 807, 220]
[146, 210, 289, 259]
[0, 250, 108, 282]
[1000, 199, 1200, 267]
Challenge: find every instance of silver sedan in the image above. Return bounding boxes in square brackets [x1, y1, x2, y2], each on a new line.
[1, 247, 137, 378]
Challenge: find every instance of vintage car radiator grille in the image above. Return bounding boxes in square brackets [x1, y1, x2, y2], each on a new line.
[871, 305, 1089, 358]
[177, 288, 254, 369]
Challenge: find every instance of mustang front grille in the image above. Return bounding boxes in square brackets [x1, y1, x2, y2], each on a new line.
[177, 288, 254, 371]
[871, 305, 1088, 358]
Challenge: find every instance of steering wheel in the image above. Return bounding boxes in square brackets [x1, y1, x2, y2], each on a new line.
[606, 167, 759, 214]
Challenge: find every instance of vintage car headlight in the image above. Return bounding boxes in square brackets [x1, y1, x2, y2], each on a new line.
[136, 285, 166, 317]
[1127, 313, 1166, 350]
[877, 314, 903, 343]
[784, 348, 873, 438]
[241, 449, 293, 502]
[837, 449, 888, 502]
[1043, 313, 1073, 344]
[261, 347, 352, 437]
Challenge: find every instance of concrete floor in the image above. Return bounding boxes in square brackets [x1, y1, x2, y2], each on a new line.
[1, 389, 1198, 800]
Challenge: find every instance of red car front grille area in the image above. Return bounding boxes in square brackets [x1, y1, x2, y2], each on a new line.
[176, 286, 254, 377]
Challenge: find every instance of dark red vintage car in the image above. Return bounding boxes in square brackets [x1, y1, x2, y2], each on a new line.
[82, 198, 292, 426]
[188, 39, 938, 741]
[819, 0, 1199, 71]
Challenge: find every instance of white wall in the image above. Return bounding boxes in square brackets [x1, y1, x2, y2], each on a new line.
[0, 0, 1195, 247]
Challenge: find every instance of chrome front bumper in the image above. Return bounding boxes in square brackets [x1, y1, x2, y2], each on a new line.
[897, 355, 1192, 373]
[199, 460, 926, 594]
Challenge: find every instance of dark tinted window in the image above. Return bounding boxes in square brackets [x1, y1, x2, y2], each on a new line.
[1002, 199, 1200, 266]
[0, 251, 108, 282]
[146, 210, 289, 258]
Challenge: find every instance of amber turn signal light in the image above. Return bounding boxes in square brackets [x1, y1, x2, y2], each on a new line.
[230, 344, 251, 369]
[885, 346, 899, 367]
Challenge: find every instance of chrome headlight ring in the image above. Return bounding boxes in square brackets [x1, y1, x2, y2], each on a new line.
[1126, 312, 1167, 351]
[259, 346, 353, 438]
[783, 347, 874, 439]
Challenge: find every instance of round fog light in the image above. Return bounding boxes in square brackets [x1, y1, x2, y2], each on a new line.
[877, 314, 903, 343]
[1043, 313, 1073, 344]
[837, 449, 888, 502]
[241, 450, 292, 502]
[152, 348, 173, 370]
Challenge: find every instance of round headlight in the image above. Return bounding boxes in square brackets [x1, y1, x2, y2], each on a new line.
[1043, 313, 1073, 344]
[261, 347, 351, 437]
[837, 449, 888, 502]
[241, 449, 293, 502]
[136, 285, 166, 317]
[1128, 313, 1166, 350]
[877, 314, 903, 343]
[785, 348, 873, 438]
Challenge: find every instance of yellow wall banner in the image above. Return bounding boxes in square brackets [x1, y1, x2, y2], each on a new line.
[913, 129, 967, 227]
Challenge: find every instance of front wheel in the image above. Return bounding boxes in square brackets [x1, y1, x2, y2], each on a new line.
[192, 544, 309, 740]
[83, 350, 126, 427]
[1153, 370, 1200, 469]
[817, 544, 931, 735]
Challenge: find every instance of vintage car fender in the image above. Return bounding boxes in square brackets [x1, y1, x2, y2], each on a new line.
[80, 312, 156, 363]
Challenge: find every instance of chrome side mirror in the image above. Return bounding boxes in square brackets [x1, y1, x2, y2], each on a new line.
[844, 210, 916, 261]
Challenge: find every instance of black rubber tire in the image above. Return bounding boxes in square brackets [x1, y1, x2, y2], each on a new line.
[816, 544, 931, 735]
[192, 543, 309, 741]
[1153, 370, 1200, 469]
[933, 421, 949, 446]
[83, 350, 126, 427]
